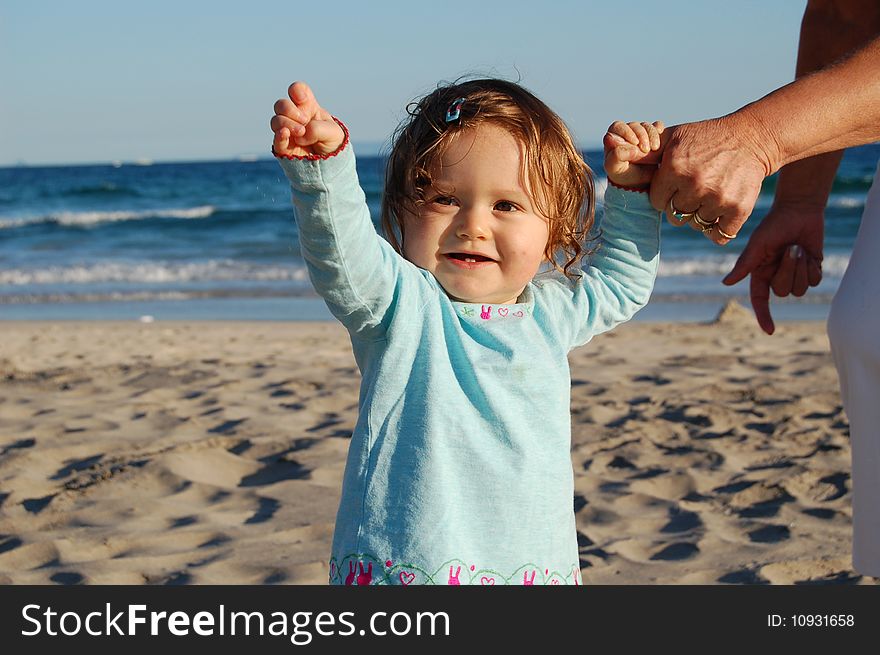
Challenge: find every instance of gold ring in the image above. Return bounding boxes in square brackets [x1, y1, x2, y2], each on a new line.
[691, 212, 716, 228]
[716, 226, 737, 239]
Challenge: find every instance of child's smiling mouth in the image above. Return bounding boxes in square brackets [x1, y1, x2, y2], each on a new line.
[443, 252, 497, 269]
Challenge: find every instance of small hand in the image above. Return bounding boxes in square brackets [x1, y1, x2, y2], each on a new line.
[722, 203, 824, 334]
[270, 81, 345, 158]
[603, 120, 665, 188]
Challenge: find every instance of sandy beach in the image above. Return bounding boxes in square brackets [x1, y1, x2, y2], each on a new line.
[0, 303, 875, 585]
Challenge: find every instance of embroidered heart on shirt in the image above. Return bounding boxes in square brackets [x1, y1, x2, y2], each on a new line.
[498, 307, 509, 317]
[513, 310, 523, 317]
[480, 576, 496, 586]
[399, 571, 415, 586]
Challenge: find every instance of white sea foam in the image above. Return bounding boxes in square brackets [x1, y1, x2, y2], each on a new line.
[828, 195, 865, 209]
[658, 254, 850, 277]
[0, 260, 311, 285]
[0, 205, 216, 229]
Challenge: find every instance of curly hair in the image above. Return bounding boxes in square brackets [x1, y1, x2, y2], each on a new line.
[381, 78, 595, 277]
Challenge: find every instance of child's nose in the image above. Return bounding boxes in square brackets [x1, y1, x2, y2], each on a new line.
[454, 207, 489, 240]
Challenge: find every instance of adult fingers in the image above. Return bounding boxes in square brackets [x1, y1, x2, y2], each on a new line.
[770, 245, 799, 297]
[792, 249, 810, 297]
[712, 211, 748, 246]
[723, 241, 763, 286]
[750, 268, 776, 335]
[807, 256, 823, 287]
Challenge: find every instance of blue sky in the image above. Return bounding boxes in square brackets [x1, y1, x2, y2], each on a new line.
[1, 0, 806, 166]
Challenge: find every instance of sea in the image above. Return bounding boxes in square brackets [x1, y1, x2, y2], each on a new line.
[1, 144, 877, 322]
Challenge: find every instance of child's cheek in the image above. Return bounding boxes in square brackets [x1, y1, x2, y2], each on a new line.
[402, 227, 439, 271]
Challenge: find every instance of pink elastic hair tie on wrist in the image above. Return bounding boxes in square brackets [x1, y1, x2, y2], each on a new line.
[607, 179, 649, 193]
[272, 116, 350, 161]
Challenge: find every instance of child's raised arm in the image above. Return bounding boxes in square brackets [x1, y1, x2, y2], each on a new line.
[270, 82, 419, 338]
[541, 120, 665, 349]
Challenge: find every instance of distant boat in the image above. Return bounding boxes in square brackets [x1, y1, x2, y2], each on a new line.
[133, 159, 153, 166]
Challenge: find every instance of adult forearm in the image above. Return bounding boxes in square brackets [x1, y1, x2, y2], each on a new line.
[773, 0, 876, 205]
[737, 33, 880, 175]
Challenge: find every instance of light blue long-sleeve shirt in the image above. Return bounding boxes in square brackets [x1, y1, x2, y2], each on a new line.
[278, 143, 660, 585]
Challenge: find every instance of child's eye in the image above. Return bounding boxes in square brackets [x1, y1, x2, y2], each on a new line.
[431, 196, 456, 206]
[495, 200, 519, 212]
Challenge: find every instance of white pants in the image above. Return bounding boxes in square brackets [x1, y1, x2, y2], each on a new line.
[827, 161, 880, 577]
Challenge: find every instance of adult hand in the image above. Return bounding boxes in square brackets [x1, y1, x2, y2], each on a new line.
[721, 204, 824, 334]
[649, 113, 777, 245]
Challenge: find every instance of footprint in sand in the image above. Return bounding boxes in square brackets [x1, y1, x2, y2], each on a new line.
[0, 438, 36, 456]
[51, 454, 104, 480]
[198, 534, 232, 549]
[759, 558, 860, 585]
[720, 480, 794, 518]
[801, 508, 838, 520]
[657, 405, 712, 427]
[748, 524, 791, 543]
[238, 453, 311, 486]
[22, 494, 55, 514]
[717, 569, 769, 585]
[169, 515, 198, 528]
[649, 542, 700, 561]
[50, 571, 84, 585]
[660, 507, 703, 534]
[244, 497, 281, 525]
[264, 571, 287, 584]
[783, 470, 849, 503]
[0, 540, 60, 570]
[208, 418, 248, 435]
[630, 472, 696, 501]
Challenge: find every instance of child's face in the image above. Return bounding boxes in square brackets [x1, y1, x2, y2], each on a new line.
[402, 124, 550, 305]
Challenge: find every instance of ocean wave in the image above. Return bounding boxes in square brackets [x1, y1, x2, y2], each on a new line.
[0, 205, 216, 229]
[658, 254, 850, 277]
[827, 195, 865, 209]
[0, 288, 314, 305]
[0, 260, 311, 285]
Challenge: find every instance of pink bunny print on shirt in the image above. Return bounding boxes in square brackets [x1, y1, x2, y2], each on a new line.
[356, 562, 373, 585]
[480, 305, 492, 320]
[345, 561, 356, 585]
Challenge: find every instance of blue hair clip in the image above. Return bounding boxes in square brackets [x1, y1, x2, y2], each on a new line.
[445, 97, 465, 123]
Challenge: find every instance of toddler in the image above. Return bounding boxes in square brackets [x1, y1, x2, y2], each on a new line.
[270, 79, 663, 585]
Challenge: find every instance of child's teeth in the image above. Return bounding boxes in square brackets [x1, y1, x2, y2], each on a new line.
[464, 257, 476, 262]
